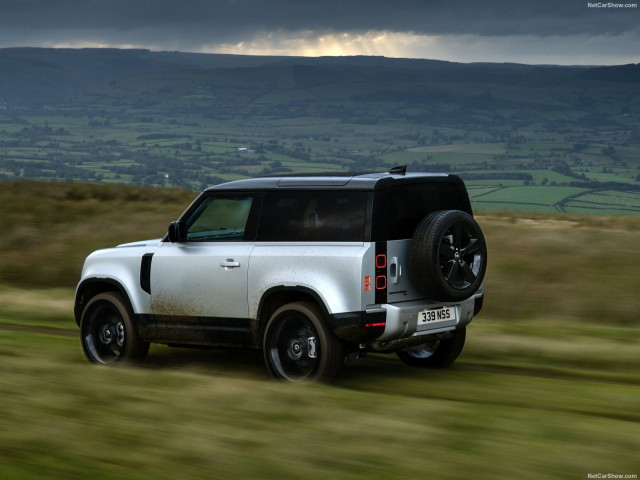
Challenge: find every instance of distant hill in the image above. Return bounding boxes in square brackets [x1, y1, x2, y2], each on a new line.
[0, 47, 291, 105]
[0, 47, 607, 107]
[2, 47, 636, 129]
[578, 63, 640, 83]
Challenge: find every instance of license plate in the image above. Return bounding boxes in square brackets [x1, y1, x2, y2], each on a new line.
[417, 306, 457, 327]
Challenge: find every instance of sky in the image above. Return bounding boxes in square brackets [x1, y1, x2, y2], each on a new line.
[0, 0, 639, 65]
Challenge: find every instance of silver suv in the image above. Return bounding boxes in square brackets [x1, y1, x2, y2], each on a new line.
[75, 168, 486, 381]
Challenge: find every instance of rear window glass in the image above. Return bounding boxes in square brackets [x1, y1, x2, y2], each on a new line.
[388, 183, 467, 240]
[258, 190, 367, 242]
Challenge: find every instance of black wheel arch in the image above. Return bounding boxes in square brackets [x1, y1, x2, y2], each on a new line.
[255, 286, 332, 345]
[74, 278, 133, 326]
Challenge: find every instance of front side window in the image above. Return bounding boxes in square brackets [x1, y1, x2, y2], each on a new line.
[258, 190, 366, 242]
[186, 196, 254, 241]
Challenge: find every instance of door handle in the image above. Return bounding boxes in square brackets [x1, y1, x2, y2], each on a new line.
[220, 259, 240, 269]
[390, 257, 401, 284]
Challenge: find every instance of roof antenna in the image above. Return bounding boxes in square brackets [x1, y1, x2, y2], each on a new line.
[388, 165, 407, 175]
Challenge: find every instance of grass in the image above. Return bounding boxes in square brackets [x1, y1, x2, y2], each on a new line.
[0, 181, 195, 288]
[1, 300, 639, 479]
[1, 182, 639, 478]
[477, 212, 640, 325]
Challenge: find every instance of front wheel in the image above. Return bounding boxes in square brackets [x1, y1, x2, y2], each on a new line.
[80, 292, 149, 364]
[396, 328, 466, 368]
[263, 302, 343, 382]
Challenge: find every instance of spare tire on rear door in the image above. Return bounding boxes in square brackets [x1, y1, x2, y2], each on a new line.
[410, 210, 487, 302]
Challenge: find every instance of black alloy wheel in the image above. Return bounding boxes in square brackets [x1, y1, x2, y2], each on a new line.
[263, 302, 343, 382]
[411, 210, 487, 302]
[80, 292, 149, 364]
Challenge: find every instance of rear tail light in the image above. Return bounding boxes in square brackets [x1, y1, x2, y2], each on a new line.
[374, 242, 387, 304]
[365, 322, 386, 328]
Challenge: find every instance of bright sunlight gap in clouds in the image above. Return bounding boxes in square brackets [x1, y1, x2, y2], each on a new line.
[44, 30, 640, 66]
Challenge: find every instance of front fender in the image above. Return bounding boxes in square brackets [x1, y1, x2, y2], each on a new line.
[75, 246, 157, 321]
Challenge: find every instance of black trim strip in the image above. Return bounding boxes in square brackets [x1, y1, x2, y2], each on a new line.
[135, 308, 387, 347]
[135, 314, 253, 346]
[370, 189, 388, 242]
[363, 191, 374, 242]
[474, 295, 484, 316]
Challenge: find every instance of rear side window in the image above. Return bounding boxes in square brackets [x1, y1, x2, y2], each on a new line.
[258, 190, 367, 242]
[388, 183, 468, 240]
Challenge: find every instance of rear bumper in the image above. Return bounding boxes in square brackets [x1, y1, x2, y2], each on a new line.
[328, 292, 482, 344]
[328, 310, 387, 343]
[371, 293, 482, 342]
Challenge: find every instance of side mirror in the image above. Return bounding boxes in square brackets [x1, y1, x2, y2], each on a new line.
[167, 220, 186, 243]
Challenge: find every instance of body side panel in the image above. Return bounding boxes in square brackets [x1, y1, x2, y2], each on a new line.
[248, 242, 373, 318]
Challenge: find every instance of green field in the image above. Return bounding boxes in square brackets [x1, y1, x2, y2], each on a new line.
[563, 190, 640, 215]
[3, 111, 639, 214]
[1, 182, 639, 478]
[0, 110, 640, 214]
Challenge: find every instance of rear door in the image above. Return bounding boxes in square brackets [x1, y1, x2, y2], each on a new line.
[384, 181, 471, 303]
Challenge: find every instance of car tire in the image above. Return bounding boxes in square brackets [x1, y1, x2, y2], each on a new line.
[263, 301, 343, 382]
[80, 292, 149, 364]
[396, 328, 466, 368]
[411, 210, 487, 302]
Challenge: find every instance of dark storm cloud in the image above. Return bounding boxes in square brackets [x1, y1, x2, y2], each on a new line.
[0, 0, 637, 48]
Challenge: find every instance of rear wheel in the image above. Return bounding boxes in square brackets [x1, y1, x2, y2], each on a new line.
[396, 328, 466, 368]
[80, 292, 149, 364]
[263, 301, 343, 382]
